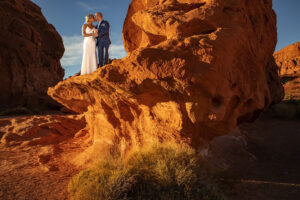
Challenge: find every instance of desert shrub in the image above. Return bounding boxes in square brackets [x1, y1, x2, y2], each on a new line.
[68, 144, 228, 200]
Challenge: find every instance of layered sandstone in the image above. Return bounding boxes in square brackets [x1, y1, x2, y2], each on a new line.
[0, 115, 86, 147]
[0, 0, 64, 111]
[48, 0, 283, 161]
[274, 42, 300, 100]
[0, 114, 88, 199]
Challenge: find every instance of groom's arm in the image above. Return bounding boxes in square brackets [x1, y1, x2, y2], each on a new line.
[99, 21, 110, 37]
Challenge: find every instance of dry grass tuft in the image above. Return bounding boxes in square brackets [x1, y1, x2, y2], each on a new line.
[68, 144, 228, 200]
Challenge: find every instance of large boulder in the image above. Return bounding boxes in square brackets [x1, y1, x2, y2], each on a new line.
[274, 42, 300, 100]
[0, 0, 64, 111]
[48, 0, 283, 160]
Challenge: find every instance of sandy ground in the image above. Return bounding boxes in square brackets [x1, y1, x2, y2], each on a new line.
[232, 116, 300, 200]
[0, 114, 299, 200]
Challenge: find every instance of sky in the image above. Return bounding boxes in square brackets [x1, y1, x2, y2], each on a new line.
[30, 0, 300, 78]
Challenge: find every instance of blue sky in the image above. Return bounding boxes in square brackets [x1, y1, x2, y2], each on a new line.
[31, 0, 132, 77]
[31, 0, 300, 78]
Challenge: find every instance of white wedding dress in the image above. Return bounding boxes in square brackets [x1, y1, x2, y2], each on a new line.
[80, 26, 97, 75]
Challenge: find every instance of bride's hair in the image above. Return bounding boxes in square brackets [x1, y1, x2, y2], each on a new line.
[85, 14, 94, 23]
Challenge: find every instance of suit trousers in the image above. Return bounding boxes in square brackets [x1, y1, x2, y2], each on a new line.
[98, 43, 109, 67]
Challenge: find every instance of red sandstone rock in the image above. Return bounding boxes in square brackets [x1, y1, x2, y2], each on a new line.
[266, 57, 285, 103]
[0, 114, 89, 199]
[0, 0, 64, 111]
[274, 42, 300, 77]
[0, 115, 86, 147]
[274, 42, 300, 100]
[48, 0, 283, 163]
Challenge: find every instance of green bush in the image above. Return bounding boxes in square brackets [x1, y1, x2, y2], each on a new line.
[68, 144, 228, 200]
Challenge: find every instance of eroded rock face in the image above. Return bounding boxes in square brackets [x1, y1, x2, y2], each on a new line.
[274, 42, 300, 100]
[0, 115, 86, 147]
[48, 0, 283, 161]
[0, 0, 64, 111]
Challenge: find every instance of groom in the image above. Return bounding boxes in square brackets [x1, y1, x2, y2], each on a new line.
[95, 12, 111, 67]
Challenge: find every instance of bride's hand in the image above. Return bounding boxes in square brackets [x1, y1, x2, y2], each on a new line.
[93, 29, 98, 37]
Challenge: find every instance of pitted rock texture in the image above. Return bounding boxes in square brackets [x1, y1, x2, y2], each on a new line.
[274, 42, 300, 100]
[275, 42, 300, 77]
[0, 0, 64, 111]
[48, 0, 283, 161]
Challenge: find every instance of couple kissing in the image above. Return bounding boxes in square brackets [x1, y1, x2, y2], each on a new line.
[81, 12, 111, 75]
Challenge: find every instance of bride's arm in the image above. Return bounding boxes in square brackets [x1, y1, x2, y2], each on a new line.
[82, 24, 95, 37]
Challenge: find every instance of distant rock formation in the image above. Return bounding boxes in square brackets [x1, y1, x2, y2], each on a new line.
[0, 0, 64, 111]
[274, 42, 300, 100]
[48, 0, 283, 162]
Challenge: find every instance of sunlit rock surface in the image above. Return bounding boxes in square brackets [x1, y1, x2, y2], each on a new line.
[48, 0, 283, 162]
[274, 42, 300, 100]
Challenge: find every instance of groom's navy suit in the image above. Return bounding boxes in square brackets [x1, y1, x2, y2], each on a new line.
[96, 20, 111, 67]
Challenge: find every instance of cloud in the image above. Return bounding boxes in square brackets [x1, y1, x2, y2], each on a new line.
[61, 35, 127, 68]
[76, 1, 107, 11]
[109, 44, 128, 59]
[61, 35, 83, 67]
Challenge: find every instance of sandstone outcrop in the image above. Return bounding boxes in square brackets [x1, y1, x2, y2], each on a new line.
[48, 0, 283, 161]
[274, 42, 300, 100]
[0, 115, 86, 147]
[0, 114, 88, 199]
[0, 0, 65, 111]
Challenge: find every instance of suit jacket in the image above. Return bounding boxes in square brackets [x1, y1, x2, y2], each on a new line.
[96, 20, 111, 47]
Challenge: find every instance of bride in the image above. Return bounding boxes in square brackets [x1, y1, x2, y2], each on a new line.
[80, 14, 98, 75]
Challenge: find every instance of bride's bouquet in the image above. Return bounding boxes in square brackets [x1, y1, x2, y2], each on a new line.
[93, 29, 98, 37]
